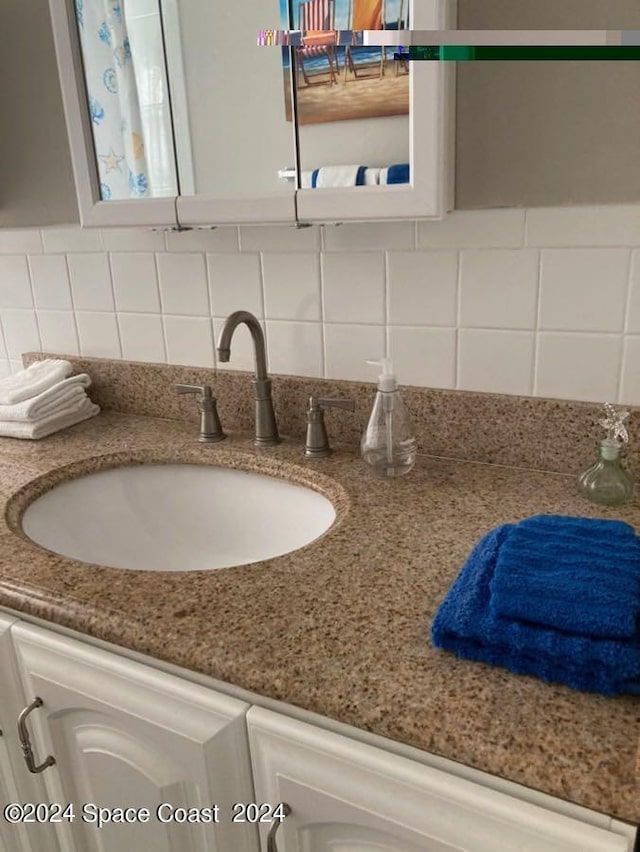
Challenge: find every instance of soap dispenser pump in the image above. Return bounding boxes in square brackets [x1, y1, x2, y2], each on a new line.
[361, 358, 417, 478]
[577, 403, 634, 506]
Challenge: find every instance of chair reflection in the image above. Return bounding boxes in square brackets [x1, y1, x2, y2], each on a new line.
[295, 0, 338, 87]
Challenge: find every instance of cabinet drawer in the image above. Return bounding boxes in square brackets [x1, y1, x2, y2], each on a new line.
[248, 707, 634, 852]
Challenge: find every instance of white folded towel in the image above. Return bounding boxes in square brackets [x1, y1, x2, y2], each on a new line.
[0, 397, 100, 440]
[364, 167, 380, 185]
[0, 359, 72, 405]
[0, 374, 92, 422]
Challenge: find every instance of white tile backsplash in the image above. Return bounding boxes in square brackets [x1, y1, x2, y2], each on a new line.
[539, 249, 629, 332]
[100, 228, 165, 252]
[322, 253, 385, 324]
[207, 253, 263, 318]
[535, 333, 622, 403]
[67, 253, 115, 311]
[36, 311, 79, 355]
[388, 326, 457, 388]
[164, 316, 214, 368]
[0, 256, 33, 308]
[165, 228, 238, 253]
[526, 205, 640, 247]
[387, 251, 457, 326]
[417, 210, 526, 249]
[1, 210, 640, 404]
[324, 324, 385, 381]
[76, 312, 121, 359]
[0, 230, 42, 255]
[28, 255, 72, 310]
[459, 329, 535, 396]
[262, 253, 321, 321]
[41, 226, 102, 254]
[460, 250, 539, 329]
[620, 336, 640, 405]
[265, 320, 323, 377]
[156, 253, 209, 316]
[118, 313, 166, 363]
[111, 253, 160, 313]
[1, 310, 41, 359]
[239, 224, 320, 253]
[626, 251, 640, 334]
[322, 222, 415, 252]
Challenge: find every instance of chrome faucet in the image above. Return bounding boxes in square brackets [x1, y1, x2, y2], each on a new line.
[216, 310, 280, 446]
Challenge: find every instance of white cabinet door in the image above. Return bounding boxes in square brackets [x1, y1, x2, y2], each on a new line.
[11, 623, 260, 852]
[0, 614, 59, 852]
[247, 707, 633, 852]
[294, 0, 455, 224]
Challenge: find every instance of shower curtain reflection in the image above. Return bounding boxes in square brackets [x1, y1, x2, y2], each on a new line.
[74, 0, 178, 200]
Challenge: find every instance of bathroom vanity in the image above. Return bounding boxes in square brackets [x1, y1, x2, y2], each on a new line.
[0, 390, 638, 851]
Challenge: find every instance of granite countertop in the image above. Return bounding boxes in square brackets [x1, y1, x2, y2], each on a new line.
[0, 411, 638, 824]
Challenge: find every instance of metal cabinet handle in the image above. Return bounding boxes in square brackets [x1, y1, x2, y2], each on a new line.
[175, 384, 226, 443]
[267, 803, 291, 852]
[17, 697, 55, 774]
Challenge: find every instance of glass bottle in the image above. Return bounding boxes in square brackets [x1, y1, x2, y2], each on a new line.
[577, 439, 634, 506]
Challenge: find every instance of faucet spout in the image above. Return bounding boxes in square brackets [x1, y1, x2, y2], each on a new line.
[217, 310, 268, 381]
[216, 310, 280, 446]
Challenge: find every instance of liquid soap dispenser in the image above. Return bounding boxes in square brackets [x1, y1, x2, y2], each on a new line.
[577, 402, 634, 506]
[361, 358, 416, 478]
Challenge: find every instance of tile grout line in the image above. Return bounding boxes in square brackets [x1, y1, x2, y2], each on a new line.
[454, 249, 462, 390]
[203, 252, 216, 369]
[319, 250, 327, 379]
[617, 249, 635, 403]
[105, 251, 124, 360]
[384, 250, 390, 360]
[258, 251, 269, 373]
[531, 246, 542, 397]
[23, 251, 43, 358]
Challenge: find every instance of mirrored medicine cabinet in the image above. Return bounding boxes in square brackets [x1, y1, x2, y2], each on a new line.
[47, 0, 455, 228]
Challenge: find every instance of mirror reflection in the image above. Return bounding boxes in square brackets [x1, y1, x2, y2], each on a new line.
[75, 0, 295, 200]
[161, 0, 294, 197]
[75, 0, 178, 200]
[74, 0, 411, 203]
[292, 0, 410, 189]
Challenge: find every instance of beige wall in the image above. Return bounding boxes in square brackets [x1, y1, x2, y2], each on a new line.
[0, 0, 78, 226]
[456, 0, 640, 208]
[5, 0, 640, 224]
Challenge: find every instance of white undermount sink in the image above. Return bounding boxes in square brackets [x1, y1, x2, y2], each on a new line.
[21, 463, 336, 572]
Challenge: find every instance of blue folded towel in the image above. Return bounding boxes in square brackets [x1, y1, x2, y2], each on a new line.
[385, 163, 410, 184]
[431, 524, 640, 695]
[490, 515, 640, 639]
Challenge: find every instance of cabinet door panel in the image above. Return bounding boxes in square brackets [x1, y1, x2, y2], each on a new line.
[247, 707, 632, 852]
[0, 615, 59, 852]
[11, 623, 259, 852]
[294, 0, 455, 223]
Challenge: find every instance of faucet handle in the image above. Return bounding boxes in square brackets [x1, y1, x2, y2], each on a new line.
[304, 396, 355, 458]
[176, 383, 213, 398]
[175, 384, 225, 443]
[311, 396, 356, 413]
